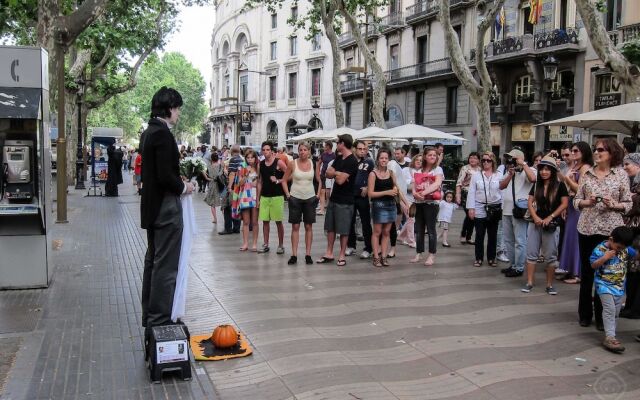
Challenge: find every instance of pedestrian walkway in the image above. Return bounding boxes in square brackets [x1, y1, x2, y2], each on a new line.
[1, 177, 640, 399]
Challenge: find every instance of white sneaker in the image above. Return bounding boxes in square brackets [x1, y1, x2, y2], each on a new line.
[496, 252, 509, 263]
[360, 250, 371, 259]
[345, 247, 356, 256]
[555, 268, 568, 275]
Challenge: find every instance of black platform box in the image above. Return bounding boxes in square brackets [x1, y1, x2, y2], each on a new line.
[149, 324, 192, 382]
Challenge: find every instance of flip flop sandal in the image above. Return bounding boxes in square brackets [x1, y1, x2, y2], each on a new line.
[316, 256, 335, 264]
[336, 259, 347, 267]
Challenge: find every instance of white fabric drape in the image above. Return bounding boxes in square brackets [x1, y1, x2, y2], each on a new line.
[171, 193, 198, 322]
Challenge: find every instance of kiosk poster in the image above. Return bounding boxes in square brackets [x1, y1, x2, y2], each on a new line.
[94, 145, 109, 182]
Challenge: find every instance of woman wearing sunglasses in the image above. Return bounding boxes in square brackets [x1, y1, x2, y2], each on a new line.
[466, 152, 503, 267]
[574, 138, 631, 329]
[558, 142, 593, 284]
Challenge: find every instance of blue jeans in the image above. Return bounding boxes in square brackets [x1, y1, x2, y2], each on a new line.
[496, 220, 505, 254]
[502, 215, 528, 272]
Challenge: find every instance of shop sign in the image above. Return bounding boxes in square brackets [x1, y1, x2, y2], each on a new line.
[240, 105, 252, 131]
[511, 124, 535, 142]
[594, 93, 621, 110]
[550, 125, 573, 141]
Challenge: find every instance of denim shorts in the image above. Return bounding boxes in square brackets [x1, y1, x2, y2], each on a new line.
[371, 199, 396, 224]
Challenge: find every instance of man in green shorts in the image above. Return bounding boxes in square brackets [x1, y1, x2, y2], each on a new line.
[257, 141, 288, 254]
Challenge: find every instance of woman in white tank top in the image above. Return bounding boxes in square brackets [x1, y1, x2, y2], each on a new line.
[281, 142, 320, 265]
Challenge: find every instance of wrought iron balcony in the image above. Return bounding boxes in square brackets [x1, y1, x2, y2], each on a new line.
[339, 79, 364, 93]
[338, 31, 355, 46]
[385, 58, 453, 83]
[492, 35, 525, 56]
[534, 28, 579, 49]
[380, 12, 404, 32]
[405, 0, 438, 23]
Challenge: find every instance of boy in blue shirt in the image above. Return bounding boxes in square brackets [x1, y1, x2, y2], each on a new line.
[590, 226, 636, 353]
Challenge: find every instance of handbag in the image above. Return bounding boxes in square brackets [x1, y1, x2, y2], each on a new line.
[482, 173, 502, 223]
[512, 177, 527, 219]
[542, 217, 562, 232]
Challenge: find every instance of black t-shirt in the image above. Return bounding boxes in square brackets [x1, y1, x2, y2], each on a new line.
[260, 158, 285, 197]
[330, 153, 359, 204]
[529, 182, 568, 219]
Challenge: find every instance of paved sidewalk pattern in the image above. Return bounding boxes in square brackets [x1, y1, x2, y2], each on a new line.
[1, 178, 640, 399]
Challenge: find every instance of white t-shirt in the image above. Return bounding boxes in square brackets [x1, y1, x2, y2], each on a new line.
[501, 166, 536, 216]
[437, 201, 458, 223]
[403, 167, 420, 204]
[388, 160, 407, 201]
[466, 170, 503, 218]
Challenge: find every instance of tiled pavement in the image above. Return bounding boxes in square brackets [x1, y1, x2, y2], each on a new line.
[2, 176, 640, 399]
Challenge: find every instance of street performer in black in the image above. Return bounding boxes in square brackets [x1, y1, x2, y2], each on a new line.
[139, 87, 194, 357]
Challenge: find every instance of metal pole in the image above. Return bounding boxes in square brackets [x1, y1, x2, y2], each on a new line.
[56, 43, 68, 223]
[362, 58, 368, 128]
[75, 85, 85, 190]
[236, 63, 240, 145]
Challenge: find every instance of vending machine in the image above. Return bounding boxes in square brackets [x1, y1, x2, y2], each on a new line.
[0, 46, 52, 289]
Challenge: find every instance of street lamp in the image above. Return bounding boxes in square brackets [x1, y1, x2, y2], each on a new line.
[542, 54, 559, 152]
[75, 75, 86, 190]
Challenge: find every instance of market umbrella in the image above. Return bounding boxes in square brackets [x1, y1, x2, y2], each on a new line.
[385, 123, 467, 142]
[538, 102, 640, 136]
[287, 129, 324, 142]
[354, 126, 385, 139]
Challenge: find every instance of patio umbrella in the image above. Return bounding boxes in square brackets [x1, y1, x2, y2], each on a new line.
[385, 124, 467, 142]
[538, 102, 640, 136]
[354, 126, 385, 139]
[327, 126, 359, 137]
[287, 129, 324, 142]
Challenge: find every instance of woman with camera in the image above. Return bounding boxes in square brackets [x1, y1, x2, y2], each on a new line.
[466, 152, 503, 267]
[520, 156, 569, 295]
[574, 138, 631, 329]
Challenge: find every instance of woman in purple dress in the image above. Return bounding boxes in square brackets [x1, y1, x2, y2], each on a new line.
[558, 142, 593, 284]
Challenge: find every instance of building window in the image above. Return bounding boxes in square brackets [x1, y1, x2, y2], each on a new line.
[417, 36, 428, 64]
[290, 36, 297, 56]
[597, 74, 621, 95]
[288, 72, 297, 99]
[270, 41, 277, 61]
[415, 91, 425, 125]
[346, 57, 354, 68]
[514, 75, 532, 102]
[605, 0, 622, 30]
[522, 6, 534, 35]
[291, 6, 298, 20]
[269, 76, 277, 101]
[389, 0, 401, 13]
[453, 25, 462, 46]
[271, 13, 277, 29]
[239, 75, 248, 102]
[345, 101, 352, 126]
[446, 86, 458, 124]
[389, 44, 399, 70]
[311, 68, 321, 97]
[311, 33, 321, 51]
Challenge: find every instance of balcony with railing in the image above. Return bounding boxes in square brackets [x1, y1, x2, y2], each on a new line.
[486, 28, 581, 62]
[338, 25, 380, 47]
[339, 78, 365, 93]
[405, 0, 438, 23]
[622, 22, 640, 43]
[338, 31, 355, 46]
[386, 58, 453, 84]
[380, 12, 404, 33]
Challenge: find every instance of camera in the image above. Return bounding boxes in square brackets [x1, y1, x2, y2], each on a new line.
[595, 196, 603, 203]
[504, 154, 517, 168]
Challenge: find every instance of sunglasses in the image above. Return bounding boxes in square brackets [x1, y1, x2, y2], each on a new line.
[571, 149, 580, 153]
[594, 147, 608, 153]
[481, 159, 493, 163]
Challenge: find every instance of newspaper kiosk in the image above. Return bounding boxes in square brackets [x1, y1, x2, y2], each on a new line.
[0, 46, 52, 289]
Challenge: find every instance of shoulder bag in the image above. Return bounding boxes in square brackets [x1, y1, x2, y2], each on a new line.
[482, 173, 502, 223]
[512, 175, 527, 219]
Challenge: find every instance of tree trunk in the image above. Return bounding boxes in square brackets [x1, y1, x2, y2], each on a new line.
[320, 0, 345, 128]
[439, 0, 504, 153]
[475, 97, 492, 153]
[574, 0, 640, 99]
[336, 1, 387, 128]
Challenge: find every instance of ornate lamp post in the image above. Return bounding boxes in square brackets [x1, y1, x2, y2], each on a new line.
[542, 54, 559, 152]
[75, 75, 86, 190]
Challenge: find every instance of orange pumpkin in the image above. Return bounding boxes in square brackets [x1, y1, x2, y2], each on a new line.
[211, 325, 239, 348]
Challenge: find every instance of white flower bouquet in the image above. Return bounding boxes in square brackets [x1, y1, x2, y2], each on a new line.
[179, 157, 206, 180]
